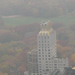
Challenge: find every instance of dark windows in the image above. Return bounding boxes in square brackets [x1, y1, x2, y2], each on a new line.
[39, 55, 41, 57]
[42, 55, 44, 57]
[48, 52, 50, 54]
[48, 49, 50, 51]
[45, 55, 47, 57]
[39, 66, 41, 68]
[48, 55, 50, 57]
[42, 49, 44, 51]
[42, 52, 44, 54]
[39, 61, 41, 63]
[45, 37, 46, 39]
[46, 58, 47, 60]
[49, 58, 50, 60]
[46, 61, 48, 63]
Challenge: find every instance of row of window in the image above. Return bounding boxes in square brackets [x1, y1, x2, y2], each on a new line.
[39, 65, 65, 69]
[39, 55, 50, 57]
[38, 43, 55, 47]
[38, 33, 55, 39]
[39, 41, 50, 43]
[38, 36, 50, 39]
[39, 49, 50, 51]
[39, 52, 50, 54]
[39, 58, 50, 60]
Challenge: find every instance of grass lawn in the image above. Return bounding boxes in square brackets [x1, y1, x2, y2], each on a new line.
[3, 16, 75, 26]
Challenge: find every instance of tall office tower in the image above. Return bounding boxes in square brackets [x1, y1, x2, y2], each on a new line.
[28, 21, 69, 75]
[37, 21, 57, 75]
[37, 21, 69, 75]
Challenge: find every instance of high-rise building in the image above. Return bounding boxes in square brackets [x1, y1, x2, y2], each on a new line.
[28, 21, 69, 75]
[28, 49, 38, 75]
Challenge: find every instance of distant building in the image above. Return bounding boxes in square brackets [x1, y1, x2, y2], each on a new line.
[28, 49, 38, 75]
[63, 67, 75, 75]
[28, 21, 69, 75]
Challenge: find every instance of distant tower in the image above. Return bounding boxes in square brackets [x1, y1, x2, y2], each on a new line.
[28, 21, 69, 75]
[37, 21, 57, 75]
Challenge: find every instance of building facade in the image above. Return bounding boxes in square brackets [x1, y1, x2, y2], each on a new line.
[28, 21, 69, 75]
[28, 49, 38, 75]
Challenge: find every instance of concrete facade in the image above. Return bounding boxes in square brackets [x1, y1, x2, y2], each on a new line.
[28, 21, 69, 75]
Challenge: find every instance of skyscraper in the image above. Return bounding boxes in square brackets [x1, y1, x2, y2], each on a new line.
[28, 21, 69, 75]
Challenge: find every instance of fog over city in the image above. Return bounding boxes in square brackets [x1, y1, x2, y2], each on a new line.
[0, 0, 75, 75]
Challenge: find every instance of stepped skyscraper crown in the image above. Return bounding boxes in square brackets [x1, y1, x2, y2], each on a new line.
[39, 21, 54, 35]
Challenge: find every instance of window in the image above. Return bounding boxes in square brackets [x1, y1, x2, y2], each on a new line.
[64, 64, 65, 66]
[54, 60, 57, 63]
[46, 66, 48, 68]
[30, 55, 32, 57]
[39, 66, 41, 68]
[42, 49, 44, 51]
[54, 67, 57, 68]
[43, 58, 44, 60]
[54, 64, 57, 68]
[46, 58, 47, 60]
[39, 49, 40, 51]
[39, 55, 41, 57]
[48, 55, 50, 57]
[48, 49, 50, 51]
[42, 55, 44, 57]
[48, 52, 50, 54]
[42, 52, 44, 54]
[45, 37, 46, 39]
[36, 59, 37, 62]
[46, 61, 48, 63]
[49, 58, 50, 60]
[46, 69, 49, 71]
[45, 55, 47, 57]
